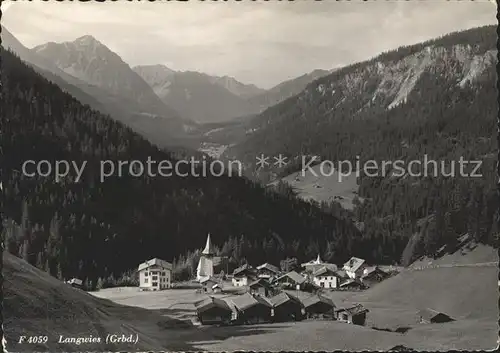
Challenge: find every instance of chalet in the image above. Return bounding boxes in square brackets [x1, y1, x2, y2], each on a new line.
[231, 293, 273, 324]
[301, 254, 338, 275]
[195, 296, 233, 325]
[66, 278, 83, 289]
[335, 304, 369, 325]
[301, 294, 336, 319]
[417, 309, 454, 324]
[200, 276, 219, 293]
[361, 266, 389, 286]
[339, 278, 366, 290]
[137, 258, 172, 291]
[268, 292, 303, 322]
[312, 267, 345, 289]
[232, 264, 256, 287]
[248, 278, 274, 297]
[273, 271, 306, 290]
[256, 263, 281, 280]
[342, 257, 367, 279]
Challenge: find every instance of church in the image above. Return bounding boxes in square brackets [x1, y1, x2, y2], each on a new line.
[196, 234, 216, 281]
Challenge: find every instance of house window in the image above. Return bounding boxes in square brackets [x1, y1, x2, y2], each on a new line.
[145, 272, 149, 276]
[152, 282, 158, 287]
[320, 282, 325, 287]
[152, 276, 158, 281]
[144, 278, 148, 283]
[162, 272, 166, 276]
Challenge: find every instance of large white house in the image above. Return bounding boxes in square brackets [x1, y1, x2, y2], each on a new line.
[342, 257, 367, 279]
[138, 258, 172, 291]
[312, 267, 345, 289]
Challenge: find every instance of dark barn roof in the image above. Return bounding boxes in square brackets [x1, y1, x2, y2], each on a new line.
[268, 292, 302, 307]
[275, 271, 306, 285]
[231, 293, 273, 312]
[257, 263, 280, 274]
[248, 278, 273, 289]
[302, 294, 336, 309]
[417, 308, 454, 323]
[195, 296, 232, 313]
[336, 304, 368, 316]
[233, 263, 255, 277]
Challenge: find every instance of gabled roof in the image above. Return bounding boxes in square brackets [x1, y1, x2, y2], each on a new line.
[343, 257, 366, 272]
[312, 266, 340, 277]
[233, 263, 255, 277]
[253, 294, 273, 307]
[195, 296, 232, 313]
[248, 278, 273, 289]
[230, 292, 272, 311]
[202, 233, 216, 255]
[275, 271, 306, 285]
[417, 308, 453, 322]
[256, 263, 280, 274]
[268, 292, 301, 307]
[336, 304, 368, 316]
[362, 266, 388, 278]
[138, 258, 172, 272]
[302, 294, 335, 309]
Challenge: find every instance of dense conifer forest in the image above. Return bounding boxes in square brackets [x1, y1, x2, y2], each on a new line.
[1, 49, 366, 288]
[229, 26, 499, 266]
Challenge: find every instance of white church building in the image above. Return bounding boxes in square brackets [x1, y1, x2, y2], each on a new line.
[197, 234, 216, 282]
[138, 258, 172, 291]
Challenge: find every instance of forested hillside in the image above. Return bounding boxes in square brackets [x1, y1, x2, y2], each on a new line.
[227, 26, 499, 264]
[1, 49, 364, 288]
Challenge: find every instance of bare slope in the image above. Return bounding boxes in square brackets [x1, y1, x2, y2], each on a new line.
[347, 243, 498, 324]
[3, 252, 196, 352]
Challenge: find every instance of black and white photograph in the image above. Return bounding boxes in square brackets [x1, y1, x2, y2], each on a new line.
[1, 0, 498, 351]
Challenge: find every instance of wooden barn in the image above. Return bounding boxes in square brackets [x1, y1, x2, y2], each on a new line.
[301, 294, 336, 319]
[361, 266, 389, 286]
[335, 304, 369, 325]
[417, 308, 454, 324]
[248, 278, 274, 297]
[256, 263, 281, 280]
[268, 292, 303, 322]
[273, 271, 306, 290]
[199, 276, 219, 293]
[195, 296, 233, 325]
[231, 293, 273, 324]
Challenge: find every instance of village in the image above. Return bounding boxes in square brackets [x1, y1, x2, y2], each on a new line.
[79, 234, 457, 330]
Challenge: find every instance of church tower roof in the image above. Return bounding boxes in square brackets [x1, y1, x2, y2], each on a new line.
[202, 233, 215, 255]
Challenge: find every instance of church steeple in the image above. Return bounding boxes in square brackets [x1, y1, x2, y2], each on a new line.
[315, 254, 322, 264]
[202, 233, 215, 256]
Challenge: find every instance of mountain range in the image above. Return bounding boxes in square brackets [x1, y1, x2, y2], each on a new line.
[2, 27, 333, 145]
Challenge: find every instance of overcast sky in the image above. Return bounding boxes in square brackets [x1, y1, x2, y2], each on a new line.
[3, 0, 496, 88]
